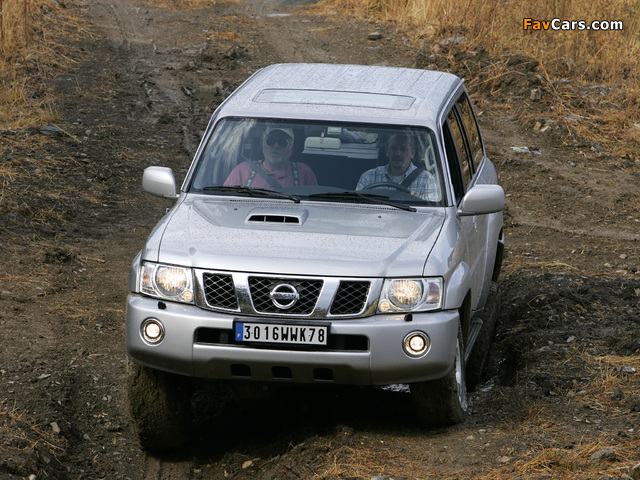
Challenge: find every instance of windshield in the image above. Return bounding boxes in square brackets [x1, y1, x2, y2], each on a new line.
[188, 117, 445, 207]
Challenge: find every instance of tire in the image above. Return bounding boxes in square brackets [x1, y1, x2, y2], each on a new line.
[410, 324, 467, 427]
[126, 359, 192, 453]
[466, 282, 501, 391]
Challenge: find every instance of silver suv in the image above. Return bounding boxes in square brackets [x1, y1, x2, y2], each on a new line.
[126, 63, 505, 452]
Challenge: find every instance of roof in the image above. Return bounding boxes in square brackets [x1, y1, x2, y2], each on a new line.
[215, 63, 463, 127]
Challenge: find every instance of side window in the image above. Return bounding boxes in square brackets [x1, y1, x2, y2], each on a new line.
[446, 109, 473, 189]
[443, 121, 465, 203]
[456, 94, 484, 167]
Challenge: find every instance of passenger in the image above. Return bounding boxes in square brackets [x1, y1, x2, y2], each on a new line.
[224, 127, 317, 189]
[356, 134, 437, 201]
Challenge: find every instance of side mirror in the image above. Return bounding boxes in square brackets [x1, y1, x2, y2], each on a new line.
[142, 166, 178, 199]
[458, 184, 504, 216]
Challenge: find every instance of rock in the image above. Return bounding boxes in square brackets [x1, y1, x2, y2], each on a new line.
[51, 422, 61, 434]
[368, 32, 382, 40]
[626, 395, 640, 412]
[511, 146, 542, 155]
[242, 460, 253, 469]
[42, 247, 77, 265]
[224, 46, 244, 59]
[530, 88, 542, 101]
[629, 461, 640, 480]
[39, 125, 64, 137]
[591, 449, 616, 461]
[440, 35, 465, 45]
[611, 387, 625, 401]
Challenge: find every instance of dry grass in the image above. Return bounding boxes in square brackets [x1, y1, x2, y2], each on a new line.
[320, 0, 640, 83]
[0, 400, 67, 470]
[0, 0, 85, 129]
[142, 0, 238, 7]
[582, 353, 640, 401]
[335, 342, 640, 480]
[483, 351, 640, 480]
[320, 0, 640, 156]
[489, 413, 638, 480]
[207, 30, 248, 43]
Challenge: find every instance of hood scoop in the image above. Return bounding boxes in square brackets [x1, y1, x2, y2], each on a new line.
[245, 208, 308, 225]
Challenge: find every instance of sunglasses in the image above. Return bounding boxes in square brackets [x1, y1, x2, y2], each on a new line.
[265, 136, 291, 148]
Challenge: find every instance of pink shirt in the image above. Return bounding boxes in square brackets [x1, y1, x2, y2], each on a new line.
[224, 161, 318, 189]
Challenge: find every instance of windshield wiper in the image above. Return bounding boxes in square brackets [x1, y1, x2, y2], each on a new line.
[307, 191, 416, 212]
[202, 186, 300, 203]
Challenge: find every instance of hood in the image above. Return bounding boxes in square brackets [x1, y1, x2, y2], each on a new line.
[145, 197, 445, 277]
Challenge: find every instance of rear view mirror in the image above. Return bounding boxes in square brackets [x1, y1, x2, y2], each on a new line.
[142, 166, 178, 199]
[458, 184, 504, 216]
[304, 137, 341, 150]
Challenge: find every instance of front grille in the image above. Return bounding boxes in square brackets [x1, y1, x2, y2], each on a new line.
[249, 277, 323, 315]
[197, 271, 377, 318]
[202, 273, 238, 310]
[330, 281, 371, 315]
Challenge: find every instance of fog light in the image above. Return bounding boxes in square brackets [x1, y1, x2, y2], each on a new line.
[403, 331, 430, 358]
[142, 318, 164, 344]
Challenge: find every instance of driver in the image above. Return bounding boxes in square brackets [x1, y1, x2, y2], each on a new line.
[356, 134, 437, 201]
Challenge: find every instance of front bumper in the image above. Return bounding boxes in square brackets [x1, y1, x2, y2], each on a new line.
[126, 294, 459, 385]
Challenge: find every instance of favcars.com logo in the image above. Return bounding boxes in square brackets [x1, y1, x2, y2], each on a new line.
[523, 18, 623, 31]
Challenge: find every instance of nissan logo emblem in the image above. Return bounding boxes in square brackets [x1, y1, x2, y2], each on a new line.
[269, 283, 300, 309]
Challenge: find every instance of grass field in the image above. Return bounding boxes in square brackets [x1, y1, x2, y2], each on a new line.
[321, 0, 640, 156]
[0, 0, 85, 129]
[323, 0, 640, 83]
[2, 0, 639, 141]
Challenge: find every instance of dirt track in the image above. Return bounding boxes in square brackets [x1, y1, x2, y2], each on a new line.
[1, 0, 639, 479]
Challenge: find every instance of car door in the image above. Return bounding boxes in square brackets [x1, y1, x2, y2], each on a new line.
[443, 96, 485, 315]
[455, 92, 501, 305]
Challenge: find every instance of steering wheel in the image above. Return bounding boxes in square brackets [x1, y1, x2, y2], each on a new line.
[361, 182, 411, 193]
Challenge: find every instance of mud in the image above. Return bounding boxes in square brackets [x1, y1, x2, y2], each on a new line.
[1, 0, 639, 479]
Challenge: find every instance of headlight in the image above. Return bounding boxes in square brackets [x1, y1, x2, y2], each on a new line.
[378, 278, 442, 313]
[140, 262, 194, 303]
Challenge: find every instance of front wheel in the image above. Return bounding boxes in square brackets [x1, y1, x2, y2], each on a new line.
[126, 360, 192, 453]
[410, 324, 467, 427]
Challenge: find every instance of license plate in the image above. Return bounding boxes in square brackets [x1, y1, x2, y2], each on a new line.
[234, 322, 328, 346]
